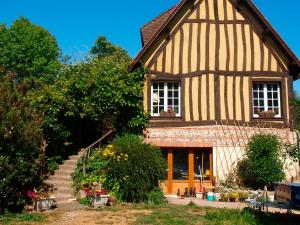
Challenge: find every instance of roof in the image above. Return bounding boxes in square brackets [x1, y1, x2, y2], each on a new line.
[130, 0, 300, 77]
[141, 5, 177, 46]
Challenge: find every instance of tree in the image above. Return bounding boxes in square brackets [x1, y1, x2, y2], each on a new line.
[30, 53, 148, 173]
[90, 35, 131, 63]
[237, 134, 285, 189]
[0, 17, 60, 82]
[0, 74, 43, 212]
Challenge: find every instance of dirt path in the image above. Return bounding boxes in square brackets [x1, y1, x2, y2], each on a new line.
[41, 203, 152, 225]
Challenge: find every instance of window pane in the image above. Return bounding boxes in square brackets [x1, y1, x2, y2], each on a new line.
[267, 84, 272, 91]
[273, 92, 278, 99]
[174, 106, 179, 113]
[194, 151, 211, 181]
[173, 150, 188, 180]
[259, 100, 264, 106]
[159, 83, 164, 89]
[153, 82, 158, 89]
[268, 100, 273, 107]
[174, 91, 178, 98]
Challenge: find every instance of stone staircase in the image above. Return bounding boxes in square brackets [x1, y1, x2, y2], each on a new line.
[46, 153, 83, 205]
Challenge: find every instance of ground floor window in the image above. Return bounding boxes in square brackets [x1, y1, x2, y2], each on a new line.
[194, 151, 211, 181]
[161, 148, 213, 194]
[173, 150, 188, 180]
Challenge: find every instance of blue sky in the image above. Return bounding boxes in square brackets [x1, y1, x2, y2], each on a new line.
[0, 0, 299, 92]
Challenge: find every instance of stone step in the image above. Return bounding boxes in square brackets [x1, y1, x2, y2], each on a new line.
[55, 194, 76, 202]
[48, 175, 73, 182]
[69, 155, 82, 160]
[55, 187, 73, 194]
[46, 181, 73, 189]
[63, 159, 78, 166]
[54, 170, 74, 176]
[59, 164, 77, 171]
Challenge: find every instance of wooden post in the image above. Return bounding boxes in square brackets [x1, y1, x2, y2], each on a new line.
[83, 154, 86, 176]
[210, 149, 213, 186]
[167, 149, 173, 194]
[188, 149, 194, 190]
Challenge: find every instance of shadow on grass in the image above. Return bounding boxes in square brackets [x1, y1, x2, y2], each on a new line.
[205, 207, 300, 225]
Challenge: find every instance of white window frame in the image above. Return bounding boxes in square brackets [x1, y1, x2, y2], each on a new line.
[151, 81, 181, 117]
[252, 83, 281, 118]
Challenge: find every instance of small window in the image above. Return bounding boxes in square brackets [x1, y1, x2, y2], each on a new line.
[151, 81, 181, 117]
[252, 82, 281, 118]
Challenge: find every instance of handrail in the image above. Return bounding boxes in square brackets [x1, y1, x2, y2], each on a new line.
[82, 129, 115, 175]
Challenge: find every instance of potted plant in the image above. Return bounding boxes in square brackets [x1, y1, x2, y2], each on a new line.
[91, 189, 110, 208]
[220, 192, 229, 202]
[229, 191, 239, 202]
[27, 187, 56, 211]
[238, 191, 248, 202]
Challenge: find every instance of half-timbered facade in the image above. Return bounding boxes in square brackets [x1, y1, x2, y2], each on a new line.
[131, 0, 300, 193]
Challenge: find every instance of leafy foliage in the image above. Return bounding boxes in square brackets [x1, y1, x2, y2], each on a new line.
[237, 134, 285, 189]
[147, 188, 166, 205]
[73, 135, 167, 203]
[0, 17, 60, 82]
[102, 135, 167, 203]
[90, 35, 130, 63]
[0, 75, 42, 212]
[30, 52, 148, 168]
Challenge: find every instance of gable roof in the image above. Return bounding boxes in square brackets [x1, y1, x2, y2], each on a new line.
[141, 5, 177, 46]
[130, 0, 300, 77]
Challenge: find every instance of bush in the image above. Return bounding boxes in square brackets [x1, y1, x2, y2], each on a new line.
[72, 135, 167, 203]
[103, 135, 167, 203]
[147, 188, 166, 204]
[237, 134, 285, 189]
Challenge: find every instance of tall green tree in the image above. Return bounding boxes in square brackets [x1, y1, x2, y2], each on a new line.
[90, 35, 131, 63]
[0, 74, 43, 212]
[0, 17, 60, 82]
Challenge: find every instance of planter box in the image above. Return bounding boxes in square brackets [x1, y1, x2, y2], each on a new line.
[34, 199, 55, 211]
[92, 195, 110, 208]
[258, 111, 275, 118]
[160, 111, 176, 117]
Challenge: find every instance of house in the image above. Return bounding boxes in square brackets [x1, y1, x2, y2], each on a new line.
[131, 0, 300, 194]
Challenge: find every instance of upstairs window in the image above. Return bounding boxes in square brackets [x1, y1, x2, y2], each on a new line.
[151, 81, 181, 117]
[252, 83, 281, 118]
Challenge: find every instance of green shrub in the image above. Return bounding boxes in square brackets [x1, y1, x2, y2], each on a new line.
[72, 150, 107, 193]
[147, 188, 166, 205]
[238, 134, 285, 189]
[102, 135, 167, 203]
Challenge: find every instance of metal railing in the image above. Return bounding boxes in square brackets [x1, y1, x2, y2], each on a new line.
[82, 129, 115, 175]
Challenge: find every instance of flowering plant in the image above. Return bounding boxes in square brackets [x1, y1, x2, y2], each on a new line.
[27, 187, 52, 201]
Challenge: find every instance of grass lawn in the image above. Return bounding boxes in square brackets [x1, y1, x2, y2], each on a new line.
[0, 211, 46, 225]
[1, 204, 300, 225]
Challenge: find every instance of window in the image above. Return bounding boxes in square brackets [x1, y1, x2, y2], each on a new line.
[252, 83, 281, 118]
[151, 81, 181, 117]
[173, 150, 188, 180]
